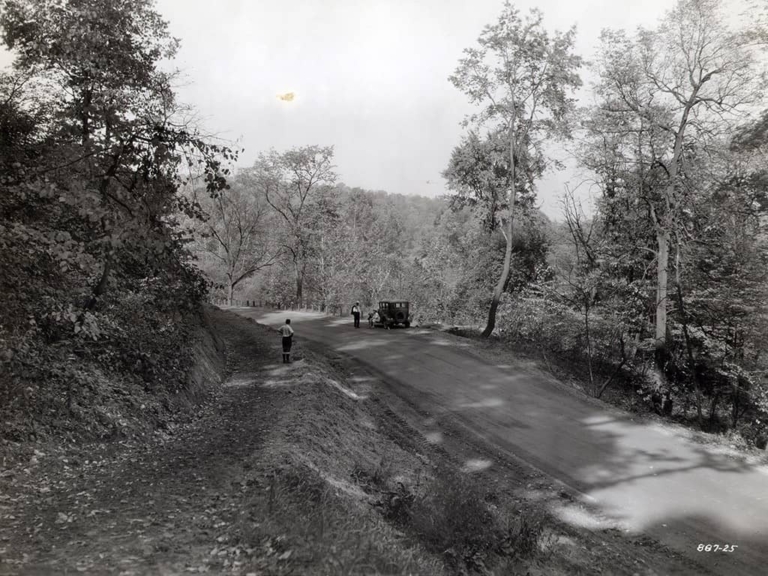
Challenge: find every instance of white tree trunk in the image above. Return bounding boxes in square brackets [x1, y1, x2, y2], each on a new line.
[482, 121, 517, 338]
[655, 228, 670, 345]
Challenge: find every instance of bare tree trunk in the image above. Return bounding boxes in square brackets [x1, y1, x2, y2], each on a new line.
[650, 227, 671, 395]
[482, 216, 514, 338]
[584, 301, 595, 394]
[654, 99, 692, 354]
[597, 335, 628, 399]
[290, 254, 303, 305]
[481, 123, 517, 339]
[81, 86, 92, 145]
[84, 256, 112, 312]
[296, 274, 303, 306]
[227, 281, 234, 306]
[709, 391, 721, 429]
[655, 229, 670, 348]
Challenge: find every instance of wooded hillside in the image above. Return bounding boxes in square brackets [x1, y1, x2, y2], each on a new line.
[0, 0, 233, 440]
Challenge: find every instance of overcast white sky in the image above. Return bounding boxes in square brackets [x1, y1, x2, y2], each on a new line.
[1, 0, 749, 218]
[154, 0, 679, 219]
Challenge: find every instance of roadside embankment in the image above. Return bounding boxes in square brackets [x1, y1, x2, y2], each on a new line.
[1, 304, 226, 451]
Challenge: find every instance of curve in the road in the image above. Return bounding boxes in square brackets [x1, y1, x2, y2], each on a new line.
[230, 307, 768, 576]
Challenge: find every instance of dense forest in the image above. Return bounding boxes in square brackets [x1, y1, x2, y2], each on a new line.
[1, 0, 767, 448]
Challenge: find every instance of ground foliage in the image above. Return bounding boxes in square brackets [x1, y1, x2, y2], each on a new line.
[0, 0, 234, 441]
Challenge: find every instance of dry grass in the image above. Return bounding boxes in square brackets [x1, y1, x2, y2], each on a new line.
[238, 353, 445, 575]
[242, 342, 556, 575]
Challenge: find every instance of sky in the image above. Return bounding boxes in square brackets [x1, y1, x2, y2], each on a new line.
[0, 0, 738, 219]
[152, 0, 680, 220]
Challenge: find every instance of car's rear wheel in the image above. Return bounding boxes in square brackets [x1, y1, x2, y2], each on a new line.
[395, 311, 406, 322]
[404, 321, 410, 328]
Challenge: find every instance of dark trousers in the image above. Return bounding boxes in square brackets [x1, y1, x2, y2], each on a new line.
[282, 336, 292, 363]
[353, 312, 360, 328]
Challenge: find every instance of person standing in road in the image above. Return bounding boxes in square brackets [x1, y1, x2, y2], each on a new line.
[278, 318, 294, 363]
[351, 301, 361, 328]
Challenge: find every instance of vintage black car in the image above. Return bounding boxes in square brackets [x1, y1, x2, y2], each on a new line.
[371, 300, 411, 328]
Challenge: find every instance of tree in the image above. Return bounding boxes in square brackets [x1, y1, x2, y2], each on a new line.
[553, 191, 645, 399]
[0, 0, 233, 316]
[193, 179, 280, 304]
[444, 130, 524, 233]
[593, 0, 766, 366]
[0, 0, 235, 438]
[672, 140, 768, 429]
[245, 146, 336, 305]
[449, 2, 582, 337]
[302, 184, 349, 310]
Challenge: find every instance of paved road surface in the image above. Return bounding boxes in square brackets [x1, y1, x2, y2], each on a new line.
[229, 307, 768, 576]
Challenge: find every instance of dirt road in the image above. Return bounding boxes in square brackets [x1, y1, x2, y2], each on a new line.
[232, 307, 768, 576]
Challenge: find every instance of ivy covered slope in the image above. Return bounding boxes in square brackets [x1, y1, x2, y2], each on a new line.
[0, 0, 233, 442]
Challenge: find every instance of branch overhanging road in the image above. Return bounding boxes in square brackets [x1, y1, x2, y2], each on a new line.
[229, 307, 768, 576]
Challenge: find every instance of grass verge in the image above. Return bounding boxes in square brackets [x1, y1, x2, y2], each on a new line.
[234, 316, 561, 575]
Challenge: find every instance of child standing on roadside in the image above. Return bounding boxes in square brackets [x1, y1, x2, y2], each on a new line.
[278, 319, 294, 363]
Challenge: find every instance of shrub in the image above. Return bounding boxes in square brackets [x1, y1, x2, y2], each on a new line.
[354, 460, 548, 573]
